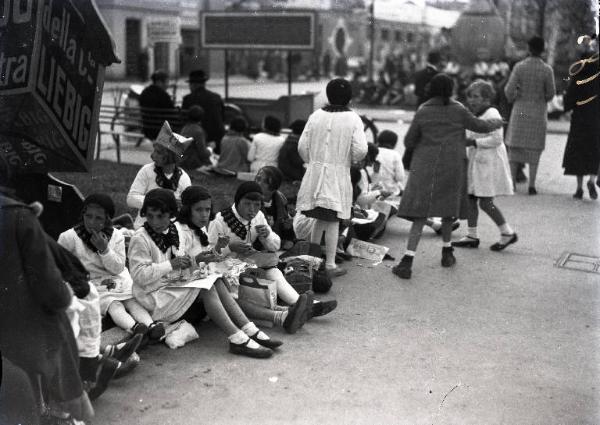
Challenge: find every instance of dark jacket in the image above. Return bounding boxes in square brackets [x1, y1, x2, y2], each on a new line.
[562, 56, 600, 175]
[278, 133, 305, 181]
[182, 87, 225, 153]
[139, 84, 176, 140]
[413, 65, 439, 106]
[398, 98, 497, 218]
[180, 122, 212, 170]
[0, 195, 82, 403]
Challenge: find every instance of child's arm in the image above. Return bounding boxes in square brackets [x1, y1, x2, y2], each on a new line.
[128, 235, 173, 293]
[127, 166, 150, 209]
[504, 66, 520, 103]
[471, 109, 504, 149]
[247, 139, 257, 162]
[350, 116, 368, 163]
[297, 119, 312, 163]
[255, 215, 280, 252]
[98, 230, 127, 275]
[393, 153, 405, 192]
[207, 217, 233, 257]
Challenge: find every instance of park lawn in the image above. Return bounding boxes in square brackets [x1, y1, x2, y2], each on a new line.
[54, 160, 298, 217]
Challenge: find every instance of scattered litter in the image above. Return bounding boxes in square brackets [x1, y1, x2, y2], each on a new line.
[269, 376, 278, 383]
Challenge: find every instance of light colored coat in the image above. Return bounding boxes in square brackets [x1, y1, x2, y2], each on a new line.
[504, 56, 555, 151]
[127, 163, 192, 228]
[128, 222, 200, 323]
[372, 147, 404, 196]
[296, 109, 368, 220]
[247, 132, 285, 172]
[58, 228, 135, 315]
[465, 107, 513, 197]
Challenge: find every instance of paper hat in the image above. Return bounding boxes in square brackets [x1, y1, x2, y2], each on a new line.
[154, 121, 193, 157]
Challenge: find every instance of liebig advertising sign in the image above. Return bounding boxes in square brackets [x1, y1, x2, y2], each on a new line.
[0, 0, 118, 172]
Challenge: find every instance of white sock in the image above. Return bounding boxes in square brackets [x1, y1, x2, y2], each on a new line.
[228, 330, 249, 345]
[405, 250, 416, 257]
[430, 221, 441, 231]
[467, 227, 478, 238]
[443, 241, 452, 248]
[241, 322, 259, 336]
[499, 223, 514, 234]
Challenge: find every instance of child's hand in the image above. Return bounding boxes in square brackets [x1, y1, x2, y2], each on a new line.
[215, 235, 230, 252]
[379, 190, 393, 199]
[170, 255, 192, 270]
[255, 224, 270, 238]
[101, 278, 117, 291]
[229, 241, 254, 255]
[195, 251, 220, 263]
[91, 230, 109, 253]
[465, 138, 477, 147]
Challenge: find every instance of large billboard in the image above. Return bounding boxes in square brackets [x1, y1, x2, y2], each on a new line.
[201, 12, 315, 50]
[0, 0, 118, 173]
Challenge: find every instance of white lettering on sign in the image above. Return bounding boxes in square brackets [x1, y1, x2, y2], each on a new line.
[0, 53, 28, 87]
[0, 0, 33, 27]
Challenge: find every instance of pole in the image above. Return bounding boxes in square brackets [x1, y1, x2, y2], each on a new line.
[287, 51, 292, 97]
[368, 0, 375, 80]
[224, 49, 229, 101]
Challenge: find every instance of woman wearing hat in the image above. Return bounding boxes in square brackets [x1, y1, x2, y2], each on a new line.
[127, 121, 193, 228]
[58, 193, 160, 341]
[295, 78, 368, 277]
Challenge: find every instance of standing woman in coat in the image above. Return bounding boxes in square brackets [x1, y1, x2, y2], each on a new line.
[393, 74, 504, 279]
[296, 78, 368, 277]
[562, 38, 600, 200]
[504, 36, 556, 195]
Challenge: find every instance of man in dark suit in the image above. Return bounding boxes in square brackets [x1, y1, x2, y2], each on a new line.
[182, 70, 225, 154]
[413, 50, 442, 107]
[139, 70, 175, 140]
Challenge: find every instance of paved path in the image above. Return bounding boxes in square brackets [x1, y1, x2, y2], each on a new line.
[92, 79, 598, 425]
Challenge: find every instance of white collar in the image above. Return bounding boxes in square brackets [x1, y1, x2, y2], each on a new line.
[231, 204, 252, 225]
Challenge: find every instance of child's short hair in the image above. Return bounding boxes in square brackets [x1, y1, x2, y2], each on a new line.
[466, 79, 496, 101]
[377, 130, 398, 149]
[234, 181, 263, 206]
[256, 166, 283, 191]
[187, 105, 204, 122]
[140, 188, 178, 217]
[178, 185, 214, 224]
[230, 117, 248, 133]
[263, 115, 281, 134]
[289, 119, 306, 136]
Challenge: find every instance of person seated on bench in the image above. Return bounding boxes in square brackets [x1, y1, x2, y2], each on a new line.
[139, 70, 176, 141]
[128, 188, 275, 358]
[214, 117, 251, 176]
[255, 166, 296, 250]
[207, 182, 337, 329]
[58, 193, 162, 344]
[177, 186, 285, 350]
[248, 115, 285, 173]
[179, 105, 213, 172]
[127, 121, 192, 228]
[277, 119, 307, 182]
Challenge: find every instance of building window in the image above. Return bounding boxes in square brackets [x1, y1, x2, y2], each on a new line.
[381, 29, 389, 41]
[406, 32, 414, 43]
[395, 31, 402, 42]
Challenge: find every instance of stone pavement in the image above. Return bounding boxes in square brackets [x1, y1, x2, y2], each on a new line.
[92, 85, 599, 424]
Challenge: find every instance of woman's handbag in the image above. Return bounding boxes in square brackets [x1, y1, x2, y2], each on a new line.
[237, 269, 277, 309]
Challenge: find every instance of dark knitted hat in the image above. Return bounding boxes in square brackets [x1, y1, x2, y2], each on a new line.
[377, 130, 398, 148]
[234, 181, 263, 205]
[141, 188, 178, 216]
[326, 78, 352, 106]
[181, 185, 211, 207]
[83, 193, 115, 218]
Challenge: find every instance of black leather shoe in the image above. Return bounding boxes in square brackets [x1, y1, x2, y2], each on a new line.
[249, 332, 283, 349]
[490, 233, 518, 251]
[283, 293, 309, 334]
[229, 340, 273, 358]
[451, 236, 480, 248]
[441, 247, 456, 267]
[392, 255, 413, 279]
[588, 181, 598, 200]
[309, 299, 338, 319]
[528, 187, 537, 195]
[104, 333, 143, 362]
[573, 189, 584, 199]
[88, 357, 119, 401]
[113, 352, 140, 379]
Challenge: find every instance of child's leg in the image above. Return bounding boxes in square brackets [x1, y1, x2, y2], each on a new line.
[263, 267, 299, 305]
[440, 217, 455, 244]
[122, 299, 153, 326]
[236, 299, 278, 323]
[467, 196, 479, 229]
[199, 287, 239, 336]
[479, 197, 515, 244]
[214, 279, 250, 328]
[528, 162, 539, 189]
[107, 301, 136, 331]
[310, 219, 339, 270]
[406, 218, 426, 253]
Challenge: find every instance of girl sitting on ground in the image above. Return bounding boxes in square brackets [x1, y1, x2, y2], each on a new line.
[128, 188, 276, 358]
[208, 182, 337, 329]
[452, 79, 517, 251]
[248, 115, 285, 173]
[215, 117, 251, 176]
[127, 121, 192, 228]
[58, 193, 163, 342]
[255, 166, 296, 250]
